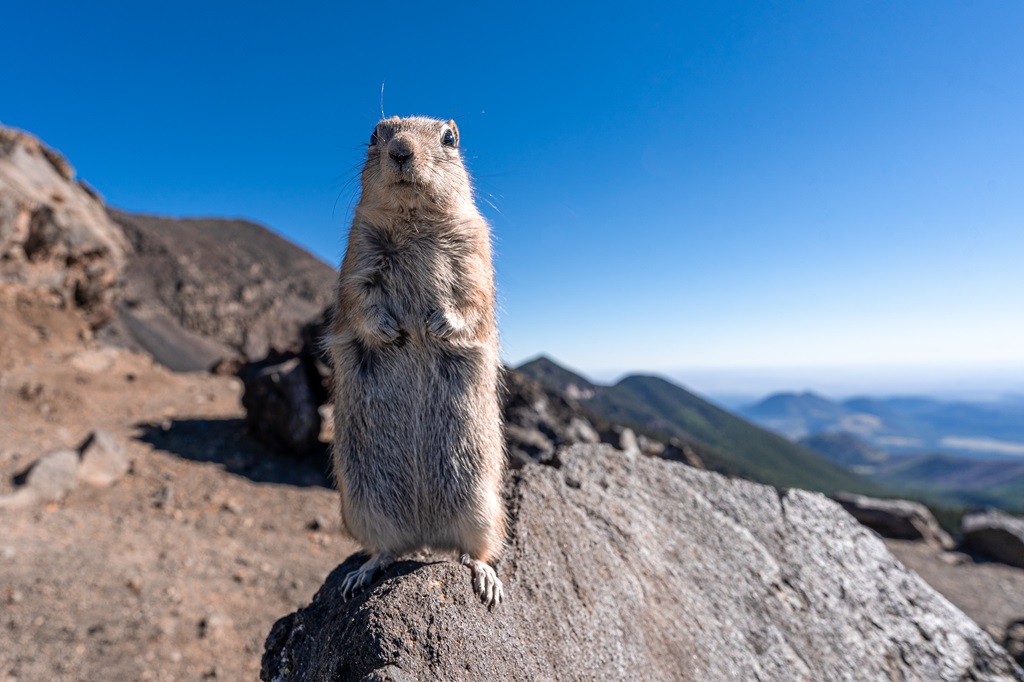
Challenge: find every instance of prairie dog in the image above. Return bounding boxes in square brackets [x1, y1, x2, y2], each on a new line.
[328, 116, 506, 607]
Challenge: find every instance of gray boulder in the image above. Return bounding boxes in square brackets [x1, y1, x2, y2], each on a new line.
[832, 492, 955, 549]
[963, 509, 1024, 569]
[261, 444, 1021, 681]
[0, 126, 128, 325]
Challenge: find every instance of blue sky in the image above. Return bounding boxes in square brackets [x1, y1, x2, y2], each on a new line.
[3, 1, 1022, 396]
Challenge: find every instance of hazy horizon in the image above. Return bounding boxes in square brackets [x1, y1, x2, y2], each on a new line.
[518, 352, 1024, 405]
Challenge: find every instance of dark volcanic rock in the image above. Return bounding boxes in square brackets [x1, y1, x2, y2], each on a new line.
[241, 352, 325, 455]
[833, 492, 954, 549]
[0, 126, 128, 325]
[103, 209, 337, 367]
[599, 423, 640, 453]
[261, 445, 1021, 681]
[963, 509, 1024, 569]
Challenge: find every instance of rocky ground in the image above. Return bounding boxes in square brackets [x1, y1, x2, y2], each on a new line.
[886, 539, 1024, 645]
[0, 287, 353, 681]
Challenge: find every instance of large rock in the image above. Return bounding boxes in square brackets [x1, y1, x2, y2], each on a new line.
[261, 445, 1021, 681]
[833, 492, 954, 549]
[963, 509, 1024, 569]
[0, 126, 128, 325]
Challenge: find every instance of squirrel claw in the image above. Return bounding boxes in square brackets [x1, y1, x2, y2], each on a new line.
[461, 553, 504, 609]
[340, 553, 394, 600]
[369, 307, 401, 343]
[426, 309, 457, 339]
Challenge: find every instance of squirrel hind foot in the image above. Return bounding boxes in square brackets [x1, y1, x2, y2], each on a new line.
[339, 552, 394, 600]
[460, 553, 504, 609]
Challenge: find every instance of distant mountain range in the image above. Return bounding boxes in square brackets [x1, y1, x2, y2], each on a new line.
[739, 391, 1024, 511]
[517, 356, 884, 496]
[739, 391, 1024, 460]
[519, 357, 1024, 514]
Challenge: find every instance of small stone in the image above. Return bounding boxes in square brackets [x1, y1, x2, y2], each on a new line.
[599, 425, 640, 455]
[939, 551, 970, 566]
[77, 430, 130, 487]
[307, 515, 330, 531]
[198, 612, 231, 640]
[68, 348, 119, 373]
[24, 449, 80, 502]
[152, 486, 174, 510]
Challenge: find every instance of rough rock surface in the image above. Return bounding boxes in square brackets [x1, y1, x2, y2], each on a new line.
[0, 126, 127, 325]
[963, 509, 1024, 569]
[261, 445, 1022, 681]
[102, 209, 337, 367]
[833, 492, 955, 549]
[884, 539, 1024, 644]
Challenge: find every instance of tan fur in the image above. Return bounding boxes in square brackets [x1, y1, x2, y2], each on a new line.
[327, 116, 506, 604]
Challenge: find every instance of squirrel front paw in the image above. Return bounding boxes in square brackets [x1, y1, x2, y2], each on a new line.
[426, 309, 460, 340]
[368, 306, 401, 343]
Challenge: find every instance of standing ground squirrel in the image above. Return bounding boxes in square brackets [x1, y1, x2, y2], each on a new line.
[327, 116, 506, 607]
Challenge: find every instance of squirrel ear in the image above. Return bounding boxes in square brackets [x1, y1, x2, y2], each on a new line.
[447, 120, 459, 146]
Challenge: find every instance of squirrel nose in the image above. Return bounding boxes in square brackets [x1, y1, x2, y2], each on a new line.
[388, 138, 414, 166]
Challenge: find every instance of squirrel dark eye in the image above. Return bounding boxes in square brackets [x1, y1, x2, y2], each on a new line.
[369, 129, 378, 146]
[441, 128, 457, 148]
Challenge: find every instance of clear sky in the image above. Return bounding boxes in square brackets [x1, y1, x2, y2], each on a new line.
[3, 1, 1022, 396]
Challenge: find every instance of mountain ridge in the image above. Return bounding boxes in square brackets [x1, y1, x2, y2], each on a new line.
[518, 356, 883, 495]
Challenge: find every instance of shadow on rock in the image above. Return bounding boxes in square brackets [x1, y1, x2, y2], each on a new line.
[135, 418, 334, 488]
